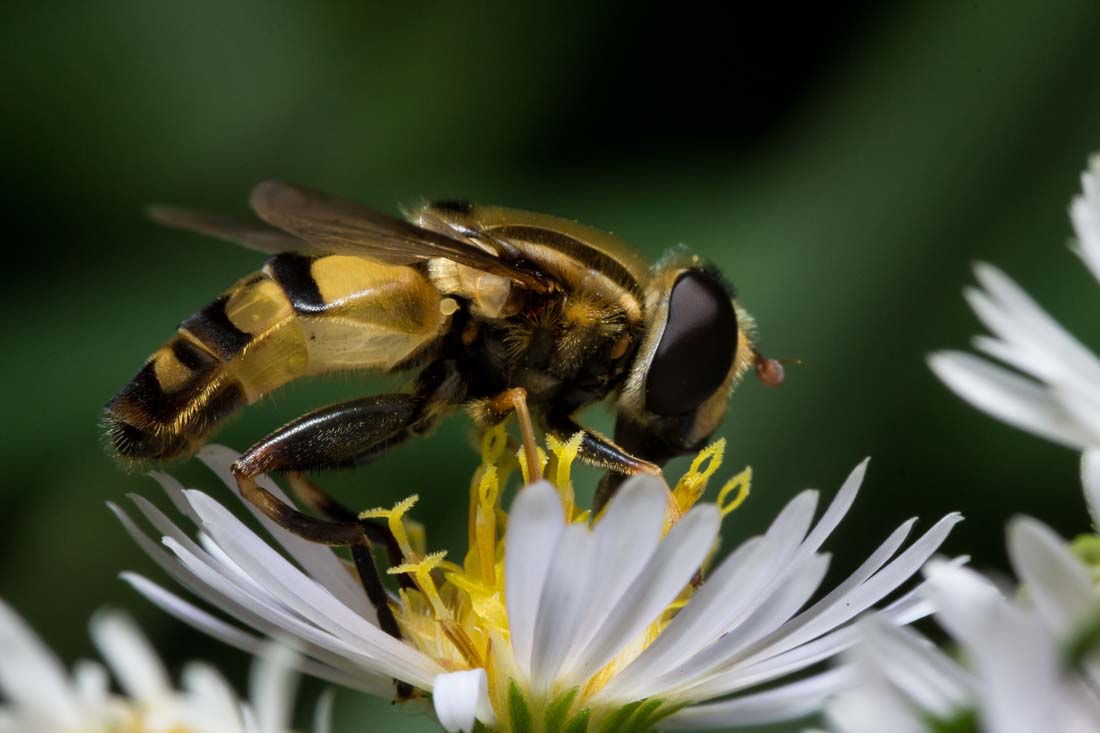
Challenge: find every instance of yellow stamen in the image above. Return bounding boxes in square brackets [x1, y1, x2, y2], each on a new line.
[389, 550, 451, 620]
[517, 445, 549, 486]
[376, 433, 750, 727]
[672, 438, 726, 513]
[471, 425, 510, 544]
[475, 465, 500, 583]
[717, 466, 752, 518]
[360, 495, 420, 560]
[546, 431, 584, 519]
[445, 571, 509, 634]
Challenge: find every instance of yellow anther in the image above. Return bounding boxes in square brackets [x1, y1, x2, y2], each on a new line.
[473, 465, 500, 582]
[673, 439, 727, 511]
[546, 431, 583, 519]
[687, 438, 725, 484]
[481, 424, 509, 466]
[717, 466, 752, 518]
[516, 445, 548, 485]
[479, 465, 500, 508]
[360, 495, 420, 560]
[389, 551, 451, 621]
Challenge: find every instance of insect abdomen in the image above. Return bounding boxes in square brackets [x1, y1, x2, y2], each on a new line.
[104, 254, 446, 463]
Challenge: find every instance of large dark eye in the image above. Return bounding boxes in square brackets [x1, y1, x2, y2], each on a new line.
[645, 270, 738, 416]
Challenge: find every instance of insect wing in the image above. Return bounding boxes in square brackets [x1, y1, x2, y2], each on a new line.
[250, 180, 549, 291]
[146, 205, 305, 255]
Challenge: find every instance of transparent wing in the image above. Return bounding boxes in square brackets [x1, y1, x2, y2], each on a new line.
[249, 180, 550, 291]
[147, 205, 304, 255]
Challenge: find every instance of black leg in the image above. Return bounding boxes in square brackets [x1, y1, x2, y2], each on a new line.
[230, 394, 425, 544]
[546, 415, 661, 511]
[285, 472, 414, 589]
[229, 389, 453, 654]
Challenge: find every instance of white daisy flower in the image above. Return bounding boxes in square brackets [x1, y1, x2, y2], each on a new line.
[114, 429, 960, 732]
[0, 598, 321, 733]
[824, 516, 1100, 733]
[929, 154, 1100, 458]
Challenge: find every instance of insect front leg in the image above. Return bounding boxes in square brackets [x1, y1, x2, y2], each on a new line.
[545, 414, 661, 510]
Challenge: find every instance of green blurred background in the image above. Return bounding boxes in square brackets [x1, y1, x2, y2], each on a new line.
[3, 2, 1100, 730]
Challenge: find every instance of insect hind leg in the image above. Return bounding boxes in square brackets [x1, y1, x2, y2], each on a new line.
[231, 392, 437, 538]
[285, 471, 414, 589]
[230, 388, 455, 671]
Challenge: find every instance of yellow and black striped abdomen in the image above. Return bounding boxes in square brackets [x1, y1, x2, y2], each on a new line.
[104, 254, 446, 463]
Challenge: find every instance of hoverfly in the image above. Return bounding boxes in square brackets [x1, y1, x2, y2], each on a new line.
[104, 181, 784, 547]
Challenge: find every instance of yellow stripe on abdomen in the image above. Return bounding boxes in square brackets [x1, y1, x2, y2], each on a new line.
[104, 256, 446, 464]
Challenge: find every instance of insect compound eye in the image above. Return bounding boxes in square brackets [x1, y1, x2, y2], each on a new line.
[644, 270, 738, 416]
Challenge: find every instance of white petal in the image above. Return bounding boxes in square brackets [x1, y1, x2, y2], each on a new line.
[747, 513, 963, 663]
[972, 263, 1100, 392]
[504, 480, 565, 680]
[1072, 155, 1100, 281]
[792, 460, 868, 563]
[642, 552, 831, 696]
[825, 684, 927, 733]
[676, 581, 936, 701]
[432, 669, 494, 733]
[858, 617, 973, 716]
[181, 662, 242, 732]
[558, 475, 667, 678]
[160, 532, 438, 687]
[1082, 450, 1100, 530]
[72, 660, 110, 711]
[1052, 382, 1100, 448]
[661, 667, 854, 728]
[726, 517, 917, 661]
[570, 504, 720, 689]
[180, 490, 439, 684]
[929, 351, 1094, 448]
[922, 561, 1004, 641]
[530, 523, 596, 692]
[0, 600, 81, 725]
[250, 643, 298, 733]
[1007, 516, 1096, 637]
[114, 505, 399, 690]
[313, 690, 335, 733]
[605, 490, 818, 700]
[184, 489, 373, 640]
[196, 446, 377, 622]
[121, 573, 384, 694]
[89, 610, 171, 703]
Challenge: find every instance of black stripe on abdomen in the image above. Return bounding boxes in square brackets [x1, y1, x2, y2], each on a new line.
[179, 296, 252, 360]
[266, 253, 325, 314]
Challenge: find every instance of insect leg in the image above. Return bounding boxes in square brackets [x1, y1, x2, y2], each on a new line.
[546, 415, 661, 510]
[285, 472, 413, 587]
[484, 388, 542, 482]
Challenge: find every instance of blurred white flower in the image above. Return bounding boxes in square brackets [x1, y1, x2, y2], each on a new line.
[114, 433, 959, 732]
[824, 516, 1100, 733]
[929, 155, 1100, 461]
[0, 598, 319, 733]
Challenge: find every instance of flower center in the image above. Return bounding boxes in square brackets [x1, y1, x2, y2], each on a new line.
[362, 425, 751, 730]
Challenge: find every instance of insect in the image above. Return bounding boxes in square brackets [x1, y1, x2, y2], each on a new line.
[104, 181, 785, 546]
